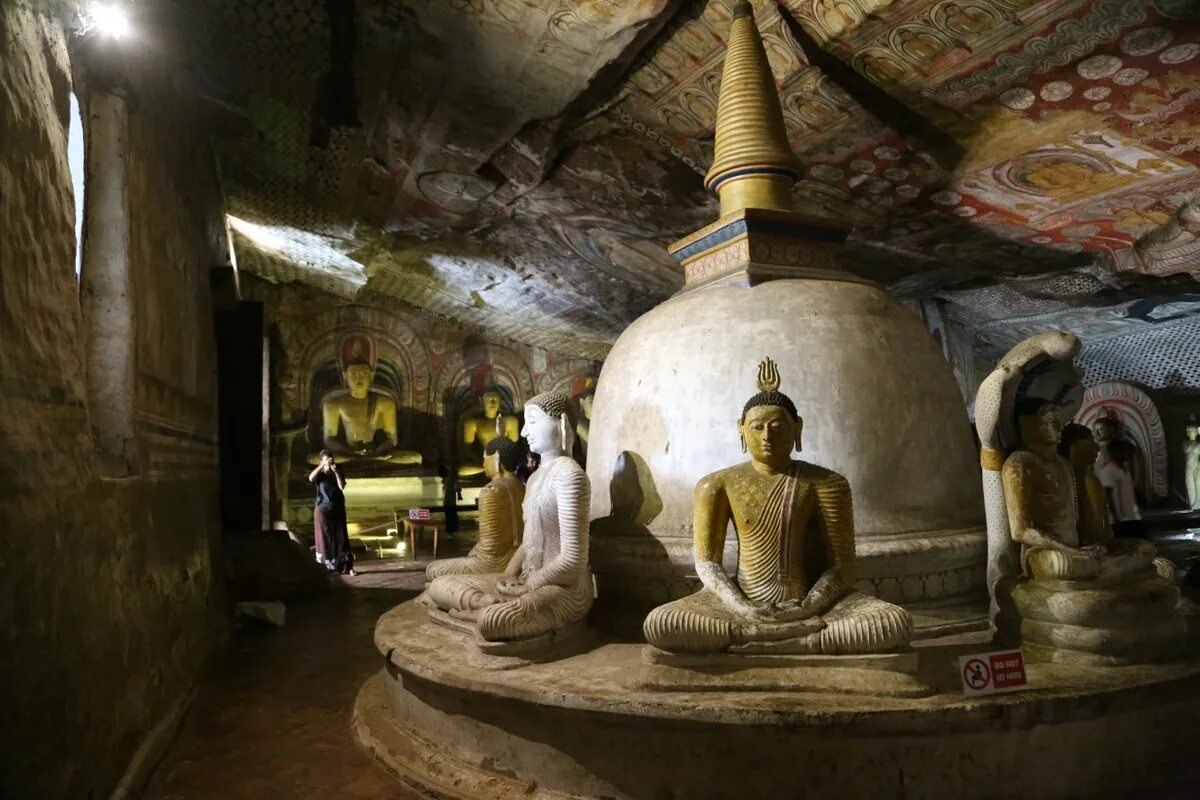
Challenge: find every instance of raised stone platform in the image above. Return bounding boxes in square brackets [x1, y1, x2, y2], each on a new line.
[356, 600, 1200, 799]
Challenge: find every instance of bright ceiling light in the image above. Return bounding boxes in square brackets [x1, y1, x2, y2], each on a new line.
[89, 3, 130, 38]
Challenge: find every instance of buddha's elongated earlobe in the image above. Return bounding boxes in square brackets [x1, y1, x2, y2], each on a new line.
[559, 413, 568, 451]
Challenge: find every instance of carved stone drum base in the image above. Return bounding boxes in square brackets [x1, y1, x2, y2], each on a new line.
[1012, 576, 1186, 666]
[357, 600, 1200, 799]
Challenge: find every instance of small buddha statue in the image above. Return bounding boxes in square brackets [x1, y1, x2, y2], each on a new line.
[643, 359, 912, 656]
[314, 332, 421, 466]
[458, 389, 520, 477]
[575, 389, 593, 463]
[1058, 423, 1113, 545]
[1184, 420, 1200, 510]
[1003, 399, 1156, 582]
[427, 391, 593, 645]
[426, 433, 525, 580]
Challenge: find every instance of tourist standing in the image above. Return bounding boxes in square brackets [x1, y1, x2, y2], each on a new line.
[308, 450, 356, 575]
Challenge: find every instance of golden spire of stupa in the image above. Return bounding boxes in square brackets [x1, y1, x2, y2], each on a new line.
[704, 1, 802, 217]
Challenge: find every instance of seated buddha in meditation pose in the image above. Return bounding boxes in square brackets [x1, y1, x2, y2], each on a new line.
[1002, 399, 1159, 582]
[427, 391, 593, 643]
[643, 359, 912, 655]
[314, 332, 421, 466]
[426, 432, 525, 580]
[459, 389, 520, 477]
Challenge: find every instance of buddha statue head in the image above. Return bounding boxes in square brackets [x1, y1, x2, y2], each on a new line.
[480, 389, 504, 420]
[522, 391, 573, 458]
[484, 434, 524, 480]
[1186, 419, 1198, 442]
[737, 357, 801, 470]
[1092, 416, 1118, 446]
[338, 331, 377, 400]
[1058, 422, 1098, 469]
[1015, 397, 1063, 449]
[578, 389, 594, 420]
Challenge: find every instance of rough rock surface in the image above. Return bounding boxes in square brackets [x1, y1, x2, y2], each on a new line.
[0, 5, 227, 797]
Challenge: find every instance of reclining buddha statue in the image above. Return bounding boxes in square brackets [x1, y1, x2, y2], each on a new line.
[643, 359, 912, 656]
[426, 430, 525, 580]
[427, 391, 593, 652]
[975, 332, 1183, 664]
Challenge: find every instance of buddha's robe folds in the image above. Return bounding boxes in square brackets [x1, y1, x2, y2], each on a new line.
[644, 463, 911, 654]
[428, 457, 593, 642]
[426, 474, 523, 579]
[1003, 451, 1157, 582]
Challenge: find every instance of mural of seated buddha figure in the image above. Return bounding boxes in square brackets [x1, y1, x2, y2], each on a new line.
[312, 331, 422, 467]
[643, 358, 913, 656]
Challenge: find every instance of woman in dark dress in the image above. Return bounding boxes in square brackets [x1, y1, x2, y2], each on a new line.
[308, 449, 355, 575]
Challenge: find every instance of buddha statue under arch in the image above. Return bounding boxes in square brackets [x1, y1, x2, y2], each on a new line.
[428, 390, 593, 651]
[426, 432, 525, 580]
[458, 388, 520, 477]
[312, 331, 422, 467]
[643, 358, 913, 656]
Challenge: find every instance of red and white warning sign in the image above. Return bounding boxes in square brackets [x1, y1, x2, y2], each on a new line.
[958, 649, 1027, 696]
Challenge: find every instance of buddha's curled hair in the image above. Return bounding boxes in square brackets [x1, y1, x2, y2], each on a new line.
[740, 357, 799, 422]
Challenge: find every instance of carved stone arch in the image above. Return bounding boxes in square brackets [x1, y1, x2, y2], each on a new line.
[536, 359, 600, 397]
[432, 343, 535, 418]
[281, 305, 431, 424]
[1076, 381, 1168, 500]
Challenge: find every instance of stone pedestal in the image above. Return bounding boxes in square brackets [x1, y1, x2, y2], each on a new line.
[355, 600, 1200, 800]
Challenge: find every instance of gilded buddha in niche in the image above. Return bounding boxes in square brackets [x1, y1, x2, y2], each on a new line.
[643, 359, 912, 655]
[315, 332, 421, 466]
[459, 389, 520, 477]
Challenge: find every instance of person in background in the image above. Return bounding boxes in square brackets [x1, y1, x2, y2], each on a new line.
[516, 450, 540, 484]
[308, 449, 356, 575]
[1096, 439, 1142, 537]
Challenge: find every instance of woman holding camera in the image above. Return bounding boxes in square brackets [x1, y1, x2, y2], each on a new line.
[308, 449, 355, 575]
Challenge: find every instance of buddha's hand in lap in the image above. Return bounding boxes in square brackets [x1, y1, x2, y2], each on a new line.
[744, 617, 826, 641]
[1079, 544, 1107, 558]
[467, 592, 498, 609]
[495, 579, 529, 598]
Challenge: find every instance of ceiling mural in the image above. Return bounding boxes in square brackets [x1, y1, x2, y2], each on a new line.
[194, 0, 1200, 361]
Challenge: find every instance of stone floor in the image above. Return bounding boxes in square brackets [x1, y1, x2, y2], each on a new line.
[148, 559, 428, 800]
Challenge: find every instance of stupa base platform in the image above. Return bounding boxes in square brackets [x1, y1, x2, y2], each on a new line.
[356, 600, 1200, 799]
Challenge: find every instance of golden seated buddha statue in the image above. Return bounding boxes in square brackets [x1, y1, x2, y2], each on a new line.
[310, 332, 421, 467]
[426, 434, 525, 580]
[643, 359, 912, 656]
[458, 389, 521, 477]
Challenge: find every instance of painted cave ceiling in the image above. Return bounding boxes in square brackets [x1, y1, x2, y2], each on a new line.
[191, 0, 1200, 362]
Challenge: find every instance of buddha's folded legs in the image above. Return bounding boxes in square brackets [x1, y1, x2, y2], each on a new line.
[426, 555, 509, 580]
[1026, 540, 1157, 582]
[476, 574, 593, 642]
[816, 591, 913, 655]
[644, 589, 912, 655]
[643, 589, 739, 653]
[427, 573, 502, 613]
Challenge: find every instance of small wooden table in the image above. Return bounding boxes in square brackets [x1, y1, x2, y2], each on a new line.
[395, 510, 440, 561]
